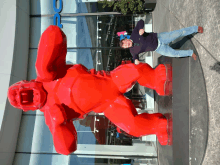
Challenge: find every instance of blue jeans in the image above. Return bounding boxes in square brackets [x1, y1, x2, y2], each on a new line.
[155, 26, 198, 57]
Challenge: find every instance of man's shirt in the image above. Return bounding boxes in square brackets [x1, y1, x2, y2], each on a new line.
[129, 19, 158, 61]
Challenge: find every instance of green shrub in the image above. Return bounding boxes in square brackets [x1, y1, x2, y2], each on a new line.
[98, 0, 144, 15]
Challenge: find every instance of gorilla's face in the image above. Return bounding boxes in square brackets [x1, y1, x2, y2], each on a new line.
[8, 80, 47, 111]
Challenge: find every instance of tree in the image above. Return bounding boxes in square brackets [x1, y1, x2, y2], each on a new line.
[98, 0, 145, 15]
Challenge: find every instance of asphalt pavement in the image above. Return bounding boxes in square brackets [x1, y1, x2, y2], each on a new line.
[152, 0, 220, 165]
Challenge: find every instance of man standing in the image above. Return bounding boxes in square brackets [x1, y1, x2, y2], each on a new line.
[119, 19, 203, 64]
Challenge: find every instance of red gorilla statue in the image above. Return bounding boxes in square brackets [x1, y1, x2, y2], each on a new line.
[8, 25, 171, 155]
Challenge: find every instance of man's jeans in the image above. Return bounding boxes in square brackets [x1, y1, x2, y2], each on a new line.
[155, 26, 198, 57]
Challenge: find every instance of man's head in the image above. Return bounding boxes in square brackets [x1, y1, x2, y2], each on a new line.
[8, 80, 47, 111]
[119, 39, 133, 49]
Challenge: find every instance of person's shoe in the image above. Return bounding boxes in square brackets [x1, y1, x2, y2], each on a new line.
[198, 26, 203, 33]
[192, 53, 197, 61]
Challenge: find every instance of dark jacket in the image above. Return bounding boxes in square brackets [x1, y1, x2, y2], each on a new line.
[129, 20, 158, 61]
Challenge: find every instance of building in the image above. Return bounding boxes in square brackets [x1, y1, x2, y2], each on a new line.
[0, 0, 157, 164]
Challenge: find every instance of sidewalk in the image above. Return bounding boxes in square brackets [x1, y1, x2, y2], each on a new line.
[152, 0, 220, 165]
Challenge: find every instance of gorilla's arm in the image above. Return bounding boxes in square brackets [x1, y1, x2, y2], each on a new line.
[35, 25, 68, 82]
[44, 104, 77, 155]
